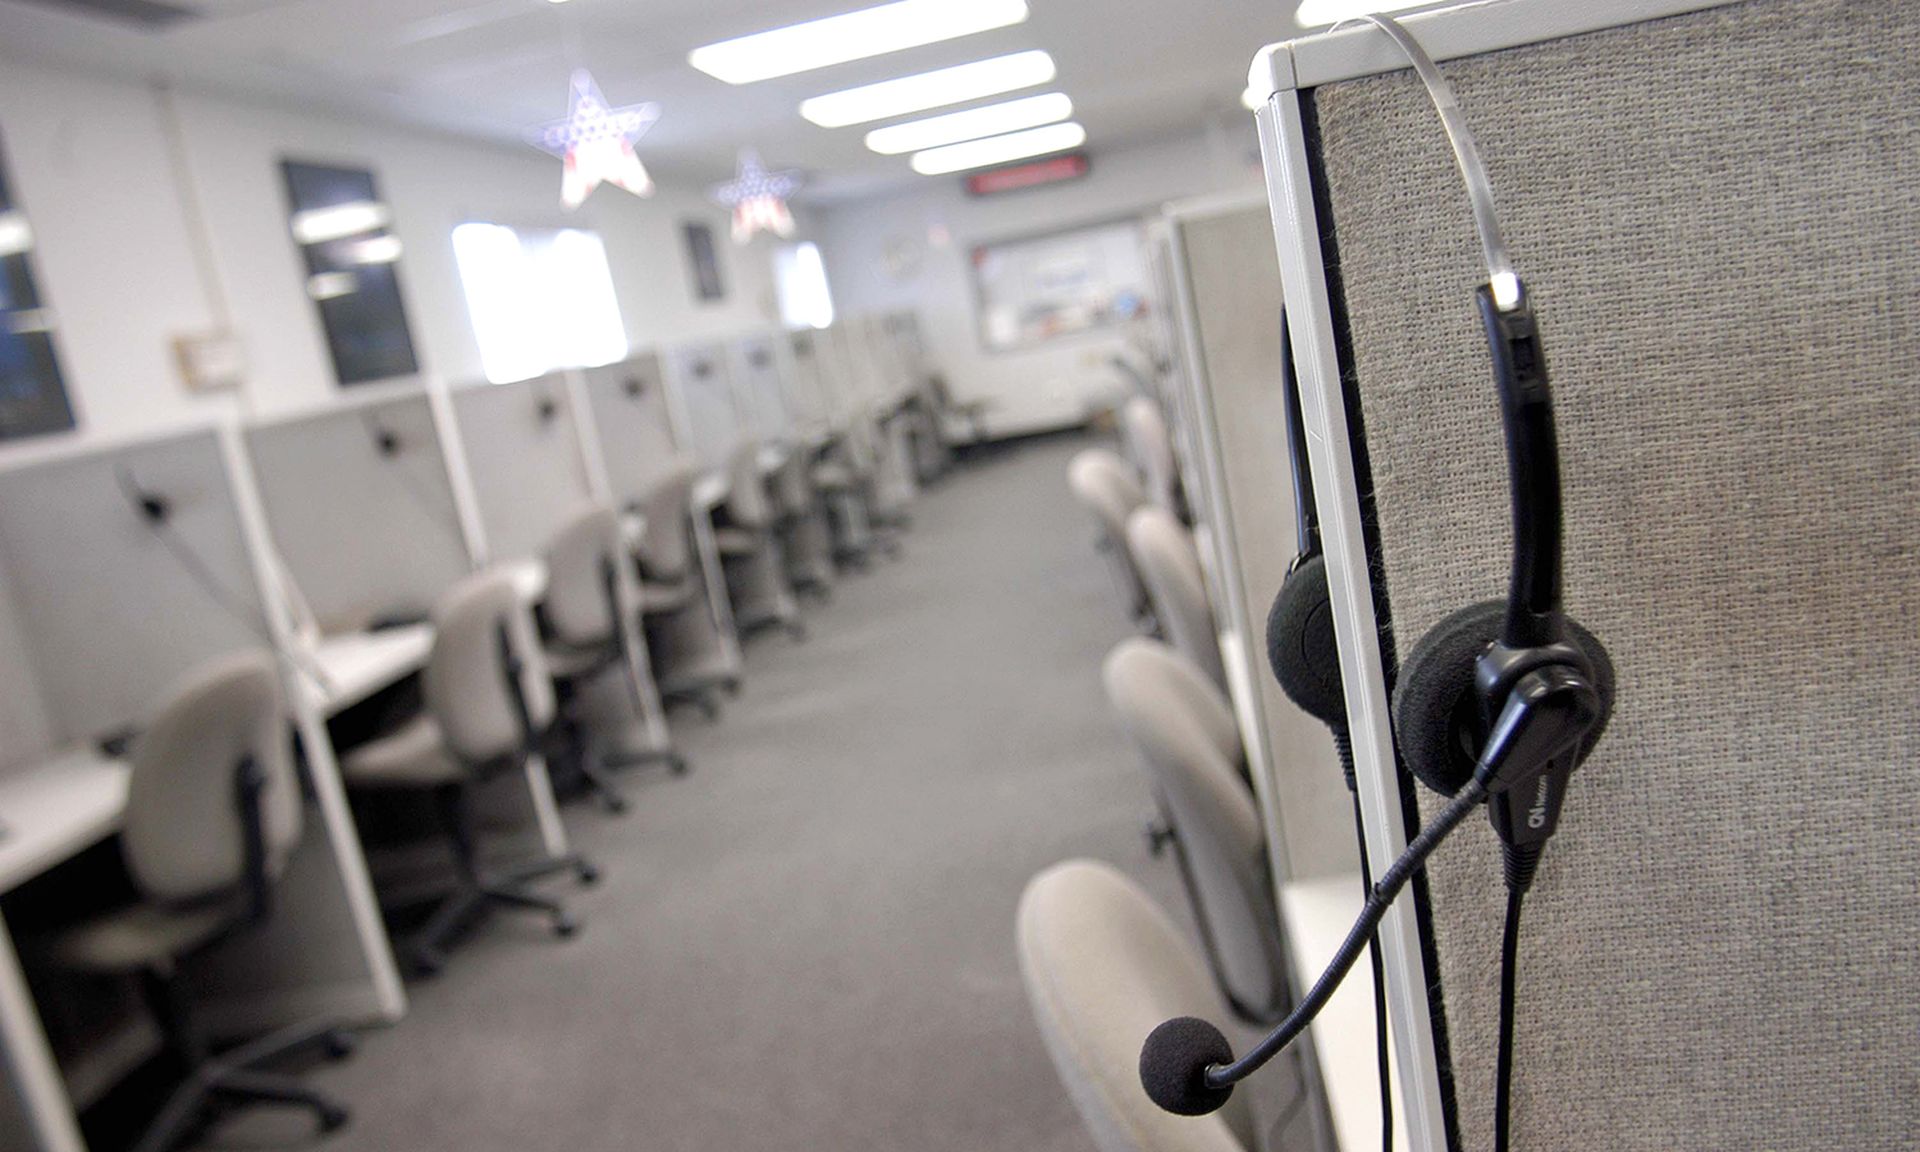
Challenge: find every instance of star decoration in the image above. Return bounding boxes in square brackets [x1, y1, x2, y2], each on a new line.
[529, 70, 661, 209]
[711, 150, 803, 244]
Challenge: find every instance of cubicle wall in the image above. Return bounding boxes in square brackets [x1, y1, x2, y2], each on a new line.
[581, 352, 685, 501]
[663, 343, 742, 470]
[726, 334, 790, 444]
[246, 393, 473, 634]
[448, 376, 598, 563]
[0, 430, 268, 765]
[777, 329, 837, 443]
[1162, 198, 1354, 888]
[1258, 2, 1919, 1149]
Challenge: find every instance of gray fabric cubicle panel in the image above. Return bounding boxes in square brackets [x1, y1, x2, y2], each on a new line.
[1307, 3, 1919, 1147]
[246, 396, 470, 633]
[582, 353, 680, 504]
[726, 334, 790, 442]
[1172, 204, 1355, 883]
[452, 376, 598, 563]
[666, 342, 741, 468]
[0, 429, 264, 750]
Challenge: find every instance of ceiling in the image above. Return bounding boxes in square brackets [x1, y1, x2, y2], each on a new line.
[0, 0, 1295, 202]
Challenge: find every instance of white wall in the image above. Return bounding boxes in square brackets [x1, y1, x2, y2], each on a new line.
[814, 125, 1261, 438]
[0, 63, 786, 463]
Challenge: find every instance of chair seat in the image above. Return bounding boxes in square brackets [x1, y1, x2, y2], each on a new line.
[340, 714, 464, 788]
[713, 527, 761, 557]
[544, 641, 612, 682]
[52, 897, 240, 973]
[640, 579, 697, 615]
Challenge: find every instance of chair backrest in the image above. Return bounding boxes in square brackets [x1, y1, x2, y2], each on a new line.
[543, 504, 632, 650]
[725, 441, 774, 529]
[634, 456, 699, 582]
[122, 651, 302, 906]
[771, 447, 815, 516]
[1121, 397, 1180, 517]
[1017, 859, 1255, 1152]
[1067, 448, 1147, 542]
[425, 569, 555, 764]
[1103, 638, 1286, 1022]
[1126, 506, 1227, 692]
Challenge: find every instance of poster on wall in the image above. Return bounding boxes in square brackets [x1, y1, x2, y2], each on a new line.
[682, 221, 726, 302]
[0, 130, 77, 443]
[970, 218, 1150, 353]
[280, 159, 421, 387]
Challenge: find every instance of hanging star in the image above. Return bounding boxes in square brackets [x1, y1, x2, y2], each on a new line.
[711, 149, 803, 244]
[528, 70, 661, 209]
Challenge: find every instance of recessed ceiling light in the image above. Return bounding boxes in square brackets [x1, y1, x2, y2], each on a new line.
[1295, 0, 1434, 27]
[910, 121, 1086, 176]
[800, 50, 1055, 128]
[866, 92, 1071, 155]
[689, 0, 1030, 86]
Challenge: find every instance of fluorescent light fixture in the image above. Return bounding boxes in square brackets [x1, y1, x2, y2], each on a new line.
[866, 92, 1070, 154]
[910, 121, 1085, 176]
[690, 0, 1029, 85]
[1295, 0, 1433, 27]
[0, 210, 33, 257]
[290, 200, 391, 245]
[800, 50, 1054, 128]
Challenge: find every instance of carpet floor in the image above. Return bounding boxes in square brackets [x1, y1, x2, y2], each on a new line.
[215, 432, 1196, 1152]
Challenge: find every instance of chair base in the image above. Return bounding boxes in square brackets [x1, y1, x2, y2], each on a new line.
[132, 1019, 353, 1152]
[605, 744, 691, 777]
[405, 853, 594, 978]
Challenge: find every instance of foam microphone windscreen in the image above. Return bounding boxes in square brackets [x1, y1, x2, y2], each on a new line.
[1266, 556, 1346, 728]
[1139, 1016, 1235, 1116]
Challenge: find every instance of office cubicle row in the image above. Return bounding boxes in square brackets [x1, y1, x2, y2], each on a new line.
[0, 311, 936, 1152]
[1052, 196, 1384, 1152]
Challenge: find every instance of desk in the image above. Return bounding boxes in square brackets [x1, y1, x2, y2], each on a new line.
[306, 626, 434, 716]
[1280, 874, 1406, 1152]
[0, 749, 130, 1152]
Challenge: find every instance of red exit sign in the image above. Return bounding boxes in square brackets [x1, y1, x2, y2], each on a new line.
[965, 152, 1091, 196]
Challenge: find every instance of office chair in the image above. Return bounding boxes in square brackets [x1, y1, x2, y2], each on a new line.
[712, 441, 804, 640]
[770, 447, 835, 599]
[48, 652, 354, 1152]
[1067, 447, 1155, 632]
[1125, 505, 1228, 694]
[541, 505, 689, 812]
[810, 440, 877, 568]
[1017, 859, 1257, 1152]
[1103, 638, 1289, 1024]
[630, 458, 737, 718]
[1121, 396, 1185, 522]
[340, 569, 595, 977]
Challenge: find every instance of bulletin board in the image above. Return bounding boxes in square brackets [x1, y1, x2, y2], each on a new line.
[970, 217, 1150, 352]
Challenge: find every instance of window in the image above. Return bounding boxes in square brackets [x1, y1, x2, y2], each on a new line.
[775, 241, 835, 331]
[0, 129, 76, 441]
[281, 160, 420, 386]
[451, 224, 628, 385]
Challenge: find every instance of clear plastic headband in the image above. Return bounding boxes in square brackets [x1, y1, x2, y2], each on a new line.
[1332, 12, 1520, 310]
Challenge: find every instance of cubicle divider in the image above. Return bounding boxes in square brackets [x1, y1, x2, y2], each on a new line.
[725, 334, 792, 446]
[579, 357, 743, 688]
[663, 343, 743, 471]
[0, 423, 404, 1152]
[776, 329, 839, 447]
[1257, 4, 1919, 1150]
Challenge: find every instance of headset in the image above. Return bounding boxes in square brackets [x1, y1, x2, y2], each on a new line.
[1138, 16, 1616, 1152]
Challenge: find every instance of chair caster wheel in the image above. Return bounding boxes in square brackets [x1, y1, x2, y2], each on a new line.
[410, 950, 444, 979]
[1144, 820, 1176, 859]
[602, 795, 629, 815]
[322, 1030, 356, 1061]
[786, 623, 808, 642]
[669, 756, 691, 776]
[575, 861, 601, 886]
[699, 698, 722, 722]
[318, 1104, 351, 1134]
[552, 914, 580, 939]
[723, 678, 742, 698]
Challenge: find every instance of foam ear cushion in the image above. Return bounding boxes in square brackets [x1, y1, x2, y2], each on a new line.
[1265, 555, 1346, 729]
[1392, 601, 1619, 797]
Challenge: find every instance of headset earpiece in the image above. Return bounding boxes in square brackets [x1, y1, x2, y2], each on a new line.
[1392, 601, 1617, 798]
[1266, 554, 1346, 729]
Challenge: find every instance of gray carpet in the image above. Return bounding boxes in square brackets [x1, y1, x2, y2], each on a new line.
[229, 434, 1194, 1152]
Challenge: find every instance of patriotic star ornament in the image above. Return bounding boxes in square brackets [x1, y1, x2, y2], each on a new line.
[530, 70, 661, 209]
[711, 150, 803, 244]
